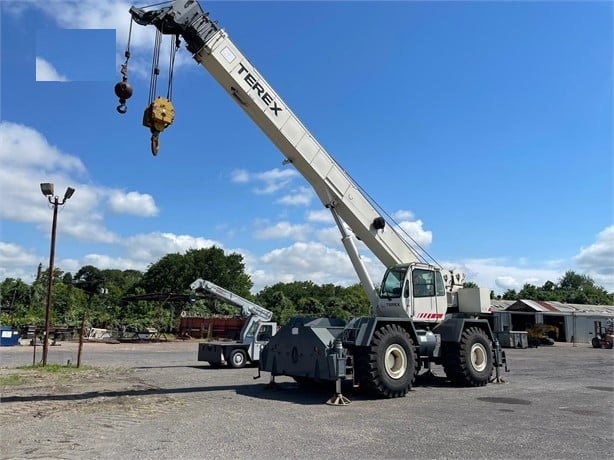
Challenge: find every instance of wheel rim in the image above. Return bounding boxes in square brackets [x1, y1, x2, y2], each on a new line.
[233, 353, 244, 366]
[384, 344, 407, 379]
[470, 343, 487, 373]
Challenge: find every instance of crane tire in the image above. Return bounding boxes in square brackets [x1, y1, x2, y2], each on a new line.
[356, 324, 416, 398]
[591, 337, 601, 349]
[229, 349, 247, 369]
[442, 327, 493, 387]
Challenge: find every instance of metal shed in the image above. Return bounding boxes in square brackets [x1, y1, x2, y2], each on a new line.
[494, 299, 614, 345]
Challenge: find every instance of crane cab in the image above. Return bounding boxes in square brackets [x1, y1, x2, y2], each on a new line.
[378, 263, 448, 321]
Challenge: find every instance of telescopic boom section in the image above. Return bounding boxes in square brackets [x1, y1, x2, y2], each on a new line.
[129, 1, 423, 272]
[190, 279, 273, 322]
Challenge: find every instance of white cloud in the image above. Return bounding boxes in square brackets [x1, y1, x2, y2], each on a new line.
[36, 57, 69, 82]
[230, 168, 299, 194]
[253, 221, 311, 241]
[276, 186, 313, 206]
[80, 253, 146, 271]
[392, 210, 415, 221]
[307, 209, 333, 223]
[25, 1, 151, 49]
[315, 226, 343, 247]
[494, 276, 518, 290]
[0, 122, 155, 244]
[230, 169, 250, 183]
[10, 1, 187, 80]
[108, 191, 158, 217]
[574, 226, 614, 274]
[395, 219, 432, 248]
[258, 241, 369, 287]
[450, 257, 567, 294]
[121, 232, 223, 263]
[0, 242, 40, 281]
[574, 225, 614, 291]
[0, 122, 85, 173]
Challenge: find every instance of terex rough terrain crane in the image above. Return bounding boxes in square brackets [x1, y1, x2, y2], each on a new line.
[190, 279, 278, 368]
[126, 0, 507, 403]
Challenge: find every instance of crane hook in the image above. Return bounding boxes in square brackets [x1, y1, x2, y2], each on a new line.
[114, 72, 133, 115]
[150, 131, 160, 156]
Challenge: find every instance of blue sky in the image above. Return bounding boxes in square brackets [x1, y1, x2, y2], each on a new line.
[0, 0, 612, 295]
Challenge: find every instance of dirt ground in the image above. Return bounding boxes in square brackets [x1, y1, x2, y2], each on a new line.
[0, 366, 169, 420]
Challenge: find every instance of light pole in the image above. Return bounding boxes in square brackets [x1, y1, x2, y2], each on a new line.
[40, 182, 75, 366]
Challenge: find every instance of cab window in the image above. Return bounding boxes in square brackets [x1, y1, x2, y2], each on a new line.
[380, 267, 405, 297]
[257, 324, 273, 342]
[412, 269, 435, 297]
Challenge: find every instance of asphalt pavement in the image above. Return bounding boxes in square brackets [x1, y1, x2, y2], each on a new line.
[1, 339, 612, 459]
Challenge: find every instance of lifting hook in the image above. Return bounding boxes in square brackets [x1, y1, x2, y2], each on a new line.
[114, 64, 133, 114]
[150, 131, 160, 156]
[142, 97, 175, 156]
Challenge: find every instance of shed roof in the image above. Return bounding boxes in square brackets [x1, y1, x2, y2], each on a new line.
[505, 299, 614, 316]
[490, 300, 515, 312]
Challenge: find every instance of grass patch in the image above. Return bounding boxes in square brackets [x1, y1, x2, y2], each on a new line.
[0, 374, 25, 386]
[16, 363, 94, 373]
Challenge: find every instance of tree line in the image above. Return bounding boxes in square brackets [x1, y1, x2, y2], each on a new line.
[0, 247, 371, 332]
[1, 247, 611, 333]
[499, 271, 612, 305]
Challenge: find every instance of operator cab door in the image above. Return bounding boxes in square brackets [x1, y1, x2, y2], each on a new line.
[248, 322, 276, 362]
[409, 267, 447, 322]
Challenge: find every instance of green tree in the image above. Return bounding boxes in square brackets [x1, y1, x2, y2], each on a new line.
[497, 271, 612, 305]
[502, 289, 518, 300]
[0, 278, 33, 326]
[255, 281, 370, 323]
[74, 265, 106, 296]
[139, 247, 252, 296]
[556, 271, 612, 305]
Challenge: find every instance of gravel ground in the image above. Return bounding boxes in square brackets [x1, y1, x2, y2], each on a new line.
[1, 339, 613, 459]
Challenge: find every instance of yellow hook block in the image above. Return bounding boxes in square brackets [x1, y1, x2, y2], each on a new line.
[143, 97, 175, 155]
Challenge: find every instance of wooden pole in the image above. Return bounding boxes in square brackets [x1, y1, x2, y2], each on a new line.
[77, 312, 86, 368]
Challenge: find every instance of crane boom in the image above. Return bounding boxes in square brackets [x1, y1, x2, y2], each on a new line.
[190, 278, 272, 322]
[129, 1, 481, 322]
[129, 1, 423, 274]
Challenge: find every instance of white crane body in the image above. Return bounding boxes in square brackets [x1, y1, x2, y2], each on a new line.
[129, 1, 507, 401]
[190, 279, 277, 368]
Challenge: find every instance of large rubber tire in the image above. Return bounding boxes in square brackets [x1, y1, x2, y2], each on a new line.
[229, 349, 247, 369]
[442, 327, 493, 387]
[591, 337, 601, 349]
[356, 324, 416, 398]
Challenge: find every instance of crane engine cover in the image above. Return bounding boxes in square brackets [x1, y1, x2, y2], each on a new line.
[259, 317, 347, 381]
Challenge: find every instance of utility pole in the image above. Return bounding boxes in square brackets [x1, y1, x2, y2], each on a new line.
[40, 183, 75, 366]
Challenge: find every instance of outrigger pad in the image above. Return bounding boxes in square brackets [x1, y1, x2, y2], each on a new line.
[326, 393, 351, 406]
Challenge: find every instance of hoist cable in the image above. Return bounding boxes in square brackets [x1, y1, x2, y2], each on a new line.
[125, 18, 133, 60]
[148, 28, 162, 104]
[167, 35, 179, 101]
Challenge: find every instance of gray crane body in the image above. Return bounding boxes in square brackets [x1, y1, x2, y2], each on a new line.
[130, 1, 507, 401]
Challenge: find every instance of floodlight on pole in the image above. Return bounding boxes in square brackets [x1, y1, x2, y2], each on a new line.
[40, 183, 54, 197]
[40, 182, 75, 366]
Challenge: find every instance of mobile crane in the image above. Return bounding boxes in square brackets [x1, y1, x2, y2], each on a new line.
[190, 279, 278, 368]
[126, 0, 507, 403]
